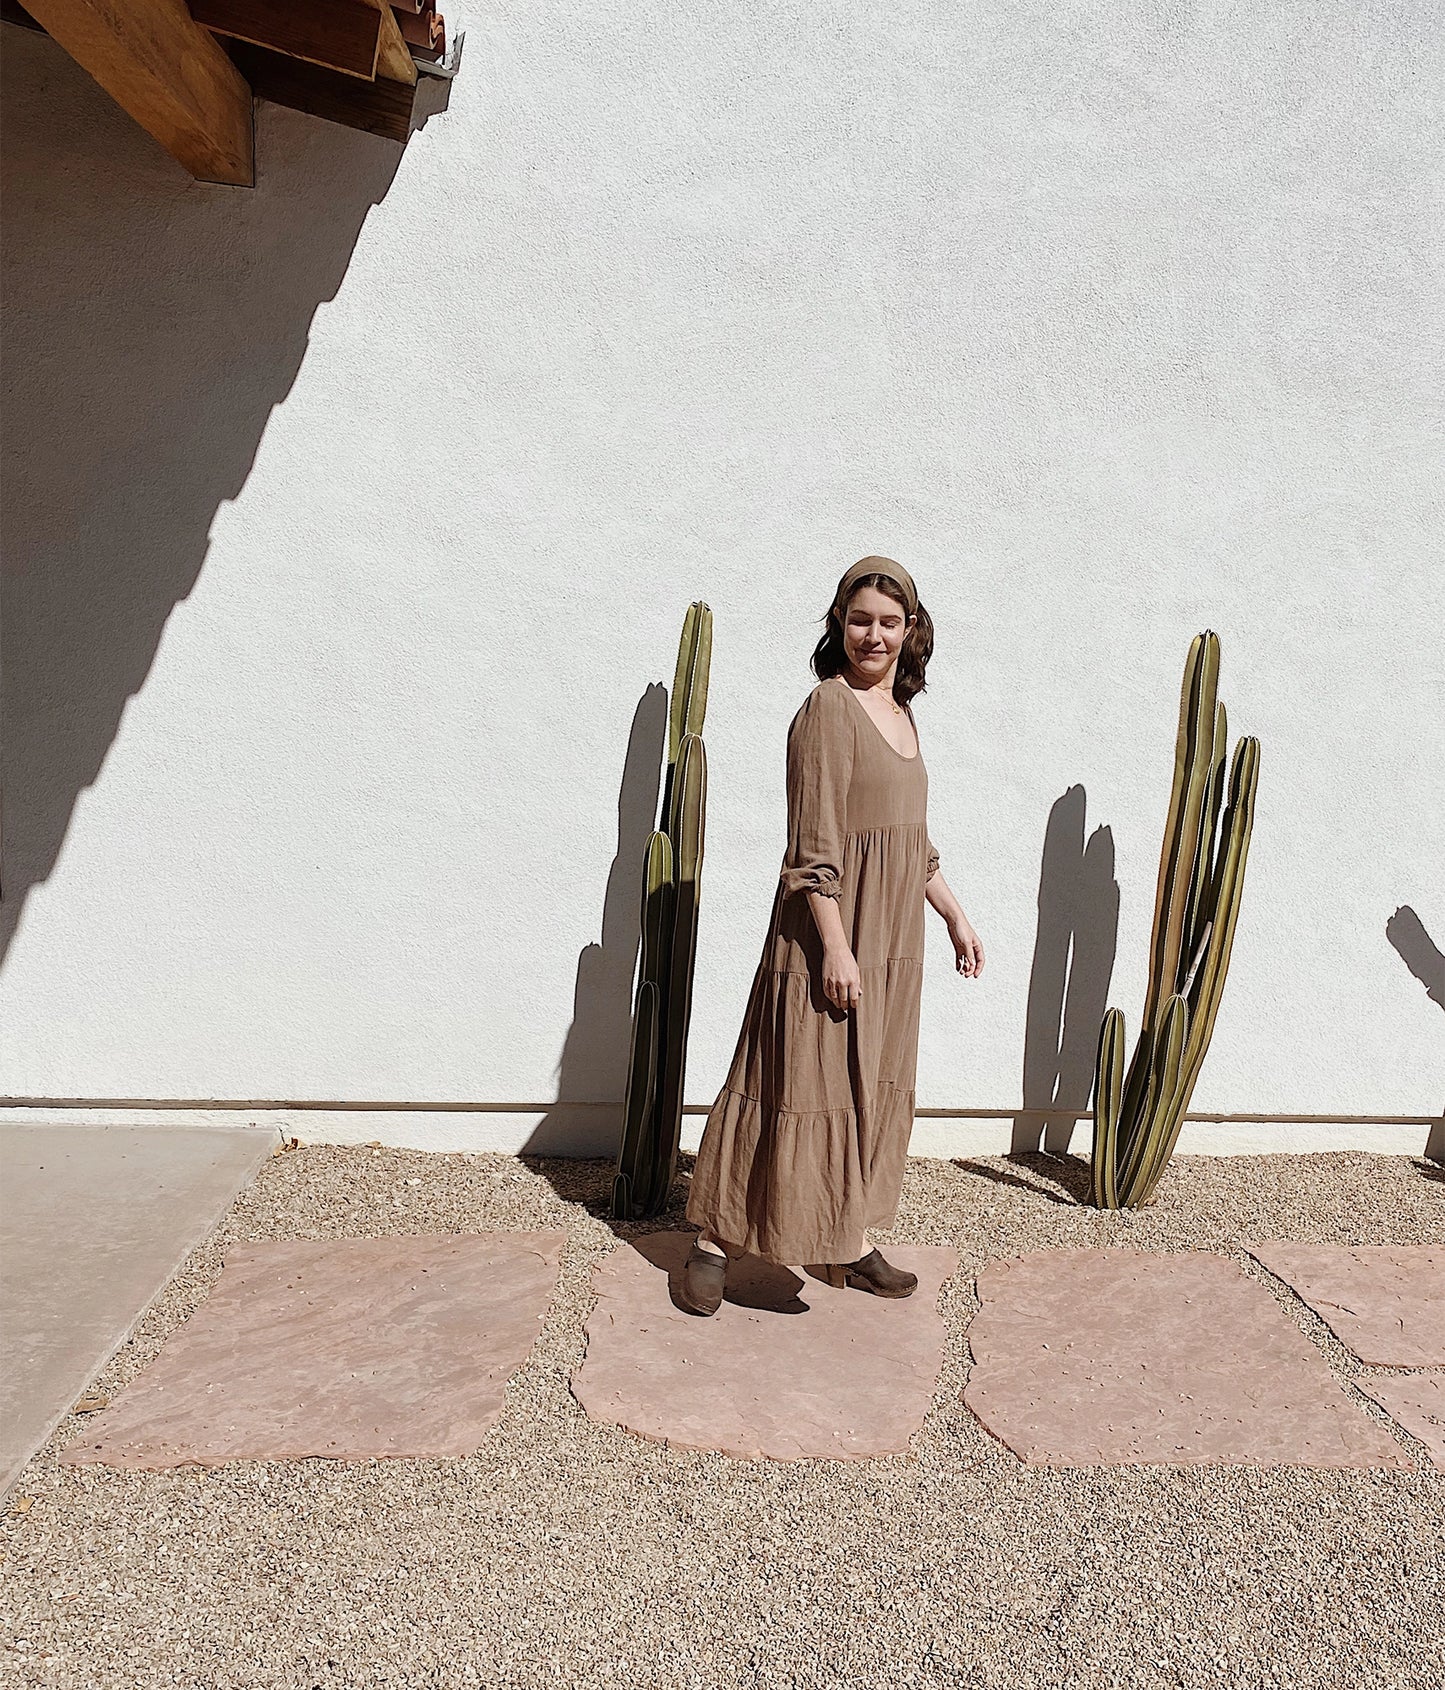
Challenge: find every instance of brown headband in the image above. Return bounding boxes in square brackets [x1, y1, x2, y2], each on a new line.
[831, 555, 919, 619]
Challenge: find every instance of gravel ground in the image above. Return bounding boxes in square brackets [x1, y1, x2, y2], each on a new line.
[3, 1146, 1443, 1690]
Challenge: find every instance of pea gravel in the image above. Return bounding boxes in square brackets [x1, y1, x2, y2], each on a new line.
[3, 1145, 1442, 1690]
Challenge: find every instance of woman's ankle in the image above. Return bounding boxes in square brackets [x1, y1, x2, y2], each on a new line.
[693, 1233, 727, 1259]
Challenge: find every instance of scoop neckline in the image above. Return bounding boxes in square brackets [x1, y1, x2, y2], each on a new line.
[831, 676, 921, 761]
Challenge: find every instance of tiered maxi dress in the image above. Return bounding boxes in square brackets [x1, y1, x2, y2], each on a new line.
[684, 674, 940, 1265]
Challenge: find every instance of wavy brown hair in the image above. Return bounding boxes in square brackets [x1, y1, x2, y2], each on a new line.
[809, 571, 934, 706]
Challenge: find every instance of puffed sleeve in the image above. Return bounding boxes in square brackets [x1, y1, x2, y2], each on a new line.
[779, 687, 854, 899]
[926, 831, 940, 882]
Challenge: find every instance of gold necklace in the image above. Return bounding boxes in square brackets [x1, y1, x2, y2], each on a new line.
[848, 670, 902, 713]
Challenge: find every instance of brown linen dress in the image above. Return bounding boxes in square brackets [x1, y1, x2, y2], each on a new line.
[684, 674, 940, 1265]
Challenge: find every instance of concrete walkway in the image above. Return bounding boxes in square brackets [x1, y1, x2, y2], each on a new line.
[0, 1121, 274, 1497]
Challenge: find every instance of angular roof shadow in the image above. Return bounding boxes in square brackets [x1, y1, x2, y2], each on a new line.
[1, 28, 404, 964]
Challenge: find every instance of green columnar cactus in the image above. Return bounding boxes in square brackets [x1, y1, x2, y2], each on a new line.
[1090, 632, 1260, 1208]
[611, 603, 712, 1222]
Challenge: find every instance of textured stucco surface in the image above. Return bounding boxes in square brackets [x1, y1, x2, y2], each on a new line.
[1, 8, 1441, 1153]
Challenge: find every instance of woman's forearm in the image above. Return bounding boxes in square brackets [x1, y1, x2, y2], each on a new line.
[926, 867, 965, 925]
[810, 872, 965, 946]
[806, 889, 850, 953]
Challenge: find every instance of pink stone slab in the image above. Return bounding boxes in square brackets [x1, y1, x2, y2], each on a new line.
[570, 1235, 959, 1461]
[58, 1232, 567, 1470]
[1245, 1243, 1445, 1368]
[1357, 1373, 1445, 1471]
[962, 1249, 1413, 1470]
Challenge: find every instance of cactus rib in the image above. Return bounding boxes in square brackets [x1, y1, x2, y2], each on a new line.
[1091, 1009, 1126, 1210]
[613, 979, 661, 1219]
[1123, 993, 1189, 1206]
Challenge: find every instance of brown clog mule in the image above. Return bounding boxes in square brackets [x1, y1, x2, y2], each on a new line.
[678, 1241, 727, 1315]
[819, 1247, 917, 1298]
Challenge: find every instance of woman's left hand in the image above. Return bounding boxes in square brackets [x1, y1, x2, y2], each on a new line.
[949, 913, 985, 978]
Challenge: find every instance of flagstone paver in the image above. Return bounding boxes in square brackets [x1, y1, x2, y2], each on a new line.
[1356, 1373, 1445, 1471]
[570, 1234, 958, 1460]
[58, 1231, 567, 1470]
[962, 1248, 1414, 1469]
[1245, 1242, 1445, 1368]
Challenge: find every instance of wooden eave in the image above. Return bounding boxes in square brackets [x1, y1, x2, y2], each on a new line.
[4, 0, 451, 184]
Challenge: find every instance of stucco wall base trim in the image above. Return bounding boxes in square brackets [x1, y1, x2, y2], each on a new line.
[2, 1105, 1439, 1162]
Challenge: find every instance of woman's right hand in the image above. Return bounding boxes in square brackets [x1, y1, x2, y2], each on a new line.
[822, 943, 863, 1012]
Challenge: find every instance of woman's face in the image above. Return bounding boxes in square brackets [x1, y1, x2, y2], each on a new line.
[839, 585, 914, 683]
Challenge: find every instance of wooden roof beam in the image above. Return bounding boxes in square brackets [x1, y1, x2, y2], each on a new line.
[224, 40, 414, 142]
[365, 0, 415, 86]
[191, 0, 381, 83]
[24, 0, 253, 185]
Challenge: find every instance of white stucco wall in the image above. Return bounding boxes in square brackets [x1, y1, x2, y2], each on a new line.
[3, 6, 1441, 1157]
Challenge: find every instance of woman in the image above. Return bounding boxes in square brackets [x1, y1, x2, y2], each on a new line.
[680, 556, 985, 1316]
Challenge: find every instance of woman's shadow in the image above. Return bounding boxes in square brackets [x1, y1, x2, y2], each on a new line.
[1386, 905, 1445, 1172]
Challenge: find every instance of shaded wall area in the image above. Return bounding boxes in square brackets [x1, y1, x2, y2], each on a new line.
[0, 27, 400, 963]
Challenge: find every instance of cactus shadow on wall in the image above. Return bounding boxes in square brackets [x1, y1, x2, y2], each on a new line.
[1385, 905, 1445, 1164]
[1011, 785, 1119, 1157]
[522, 685, 668, 1159]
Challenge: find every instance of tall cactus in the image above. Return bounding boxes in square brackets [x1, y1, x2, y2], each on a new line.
[1090, 632, 1261, 1208]
[611, 603, 712, 1222]
[611, 834, 672, 1221]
